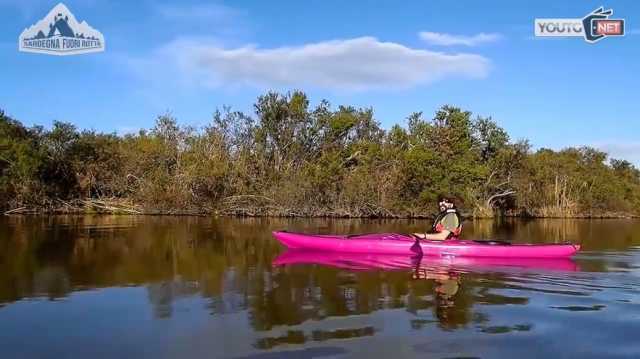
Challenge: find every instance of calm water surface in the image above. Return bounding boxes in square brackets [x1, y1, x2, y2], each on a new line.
[1, 217, 639, 358]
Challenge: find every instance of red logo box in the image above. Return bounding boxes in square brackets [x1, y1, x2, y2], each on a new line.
[594, 20, 624, 36]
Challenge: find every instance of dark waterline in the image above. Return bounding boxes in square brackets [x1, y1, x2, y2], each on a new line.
[1, 216, 639, 358]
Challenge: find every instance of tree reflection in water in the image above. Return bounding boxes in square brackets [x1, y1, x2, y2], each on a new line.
[0, 216, 587, 343]
[3, 216, 640, 358]
[266, 251, 541, 332]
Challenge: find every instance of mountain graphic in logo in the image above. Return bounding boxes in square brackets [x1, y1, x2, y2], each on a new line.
[19, 3, 105, 55]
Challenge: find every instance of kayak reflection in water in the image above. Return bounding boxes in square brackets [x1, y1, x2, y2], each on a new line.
[273, 251, 579, 328]
[413, 195, 463, 241]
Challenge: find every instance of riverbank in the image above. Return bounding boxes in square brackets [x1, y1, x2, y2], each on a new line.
[4, 201, 637, 219]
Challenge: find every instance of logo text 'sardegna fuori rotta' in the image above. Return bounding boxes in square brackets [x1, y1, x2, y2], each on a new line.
[19, 3, 105, 55]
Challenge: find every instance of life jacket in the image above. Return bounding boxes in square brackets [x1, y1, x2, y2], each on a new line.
[431, 208, 462, 239]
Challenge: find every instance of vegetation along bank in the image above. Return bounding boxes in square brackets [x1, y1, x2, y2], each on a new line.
[1, 91, 639, 218]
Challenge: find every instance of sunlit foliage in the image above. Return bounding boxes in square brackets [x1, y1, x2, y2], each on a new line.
[1, 93, 638, 217]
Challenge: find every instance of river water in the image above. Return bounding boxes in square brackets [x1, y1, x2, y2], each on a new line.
[1, 216, 639, 358]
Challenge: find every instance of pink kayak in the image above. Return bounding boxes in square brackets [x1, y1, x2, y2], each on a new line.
[273, 250, 580, 272]
[272, 231, 580, 258]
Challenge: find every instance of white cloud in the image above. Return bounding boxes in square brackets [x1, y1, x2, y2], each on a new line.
[419, 31, 502, 46]
[150, 2, 250, 40]
[152, 36, 490, 91]
[116, 126, 140, 136]
[597, 142, 640, 167]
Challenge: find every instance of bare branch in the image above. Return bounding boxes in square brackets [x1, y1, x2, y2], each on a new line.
[486, 190, 516, 208]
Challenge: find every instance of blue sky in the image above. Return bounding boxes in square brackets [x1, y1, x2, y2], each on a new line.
[2, 0, 639, 164]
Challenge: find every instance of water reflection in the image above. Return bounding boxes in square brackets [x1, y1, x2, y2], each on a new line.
[272, 251, 574, 331]
[0, 216, 640, 358]
[254, 326, 375, 349]
[147, 280, 200, 318]
[414, 266, 466, 330]
[231, 346, 348, 359]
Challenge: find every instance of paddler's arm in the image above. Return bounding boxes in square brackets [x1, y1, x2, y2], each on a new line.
[420, 230, 451, 241]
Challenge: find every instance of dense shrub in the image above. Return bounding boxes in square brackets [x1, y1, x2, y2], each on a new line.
[1, 93, 638, 217]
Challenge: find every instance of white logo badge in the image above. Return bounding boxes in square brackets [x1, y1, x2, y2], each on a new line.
[19, 3, 105, 55]
[535, 7, 625, 43]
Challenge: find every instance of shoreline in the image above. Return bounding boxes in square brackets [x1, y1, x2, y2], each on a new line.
[3, 207, 638, 220]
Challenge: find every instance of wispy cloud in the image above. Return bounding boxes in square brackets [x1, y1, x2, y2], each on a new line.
[419, 31, 502, 46]
[150, 2, 250, 41]
[0, 0, 66, 19]
[155, 3, 242, 22]
[116, 126, 140, 136]
[596, 142, 640, 166]
[132, 36, 491, 91]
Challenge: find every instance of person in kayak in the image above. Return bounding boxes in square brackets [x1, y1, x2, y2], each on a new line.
[413, 196, 462, 241]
